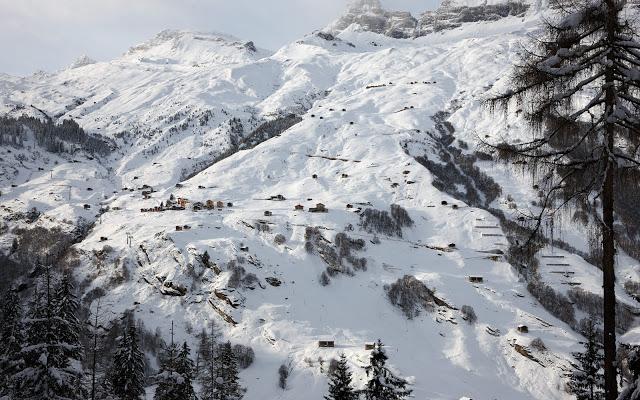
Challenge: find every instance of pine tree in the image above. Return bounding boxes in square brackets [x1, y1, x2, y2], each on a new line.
[325, 354, 357, 400]
[154, 323, 195, 400]
[212, 341, 245, 400]
[198, 322, 221, 400]
[154, 335, 180, 400]
[0, 288, 24, 396]
[174, 342, 197, 400]
[362, 340, 412, 400]
[54, 274, 83, 361]
[568, 320, 605, 400]
[109, 325, 145, 400]
[486, 1, 640, 398]
[12, 270, 85, 399]
[196, 327, 214, 378]
[199, 338, 217, 400]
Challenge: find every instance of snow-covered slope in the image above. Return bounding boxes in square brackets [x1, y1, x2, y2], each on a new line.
[1, 2, 638, 400]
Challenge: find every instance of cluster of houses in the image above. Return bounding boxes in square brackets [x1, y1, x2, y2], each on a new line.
[140, 195, 233, 213]
[138, 189, 332, 217]
[290, 203, 327, 213]
[317, 341, 378, 350]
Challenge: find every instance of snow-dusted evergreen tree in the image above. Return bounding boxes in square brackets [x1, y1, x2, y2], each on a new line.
[174, 342, 197, 400]
[486, 1, 640, 397]
[12, 270, 85, 399]
[154, 324, 195, 400]
[0, 288, 24, 396]
[196, 323, 219, 376]
[109, 325, 145, 400]
[54, 274, 83, 361]
[197, 322, 221, 399]
[154, 331, 180, 400]
[212, 341, 245, 400]
[325, 353, 357, 400]
[568, 319, 605, 400]
[198, 341, 216, 399]
[362, 339, 412, 400]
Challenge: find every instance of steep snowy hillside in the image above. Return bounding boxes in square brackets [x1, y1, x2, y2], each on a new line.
[1, 2, 639, 400]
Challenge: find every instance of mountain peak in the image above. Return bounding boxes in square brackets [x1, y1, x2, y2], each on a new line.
[347, 0, 384, 11]
[69, 55, 97, 69]
[122, 29, 270, 67]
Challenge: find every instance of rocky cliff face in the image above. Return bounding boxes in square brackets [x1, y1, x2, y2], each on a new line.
[327, 0, 530, 38]
[327, 0, 418, 38]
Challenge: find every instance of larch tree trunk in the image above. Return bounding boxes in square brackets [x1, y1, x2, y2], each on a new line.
[603, 1, 618, 398]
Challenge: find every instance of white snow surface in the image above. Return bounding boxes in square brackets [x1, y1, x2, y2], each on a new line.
[0, 5, 638, 400]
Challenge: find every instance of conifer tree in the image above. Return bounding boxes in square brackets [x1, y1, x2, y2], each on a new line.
[199, 338, 217, 400]
[362, 340, 412, 400]
[196, 327, 214, 378]
[154, 332, 180, 400]
[109, 325, 145, 400]
[568, 319, 605, 400]
[174, 342, 197, 400]
[13, 270, 85, 399]
[154, 323, 196, 400]
[212, 341, 245, 400]
[325, 354, 357, 400]
[54, 274, 83, 361]
[198, 322, 221, 400]
[0, 289, 24, 396]
[486, 1, 640, 397]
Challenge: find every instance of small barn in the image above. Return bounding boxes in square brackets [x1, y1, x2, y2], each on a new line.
[270, 194, 286, 201]
[318, 340, 335, 348]
[83, 204, 91, 210]
[468, 276, 484, 283]
[309, 203, 327, 213]
[294, 204, 304, 211]
[517, 325, 529, 334]
[176, 226, 183, 231]
[264, 211, 273, 217]
[364, 343, 375, 350]
[227, 202, 233, 207]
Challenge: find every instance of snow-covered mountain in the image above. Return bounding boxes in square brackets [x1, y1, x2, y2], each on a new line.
[1, 1, 639, 400]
